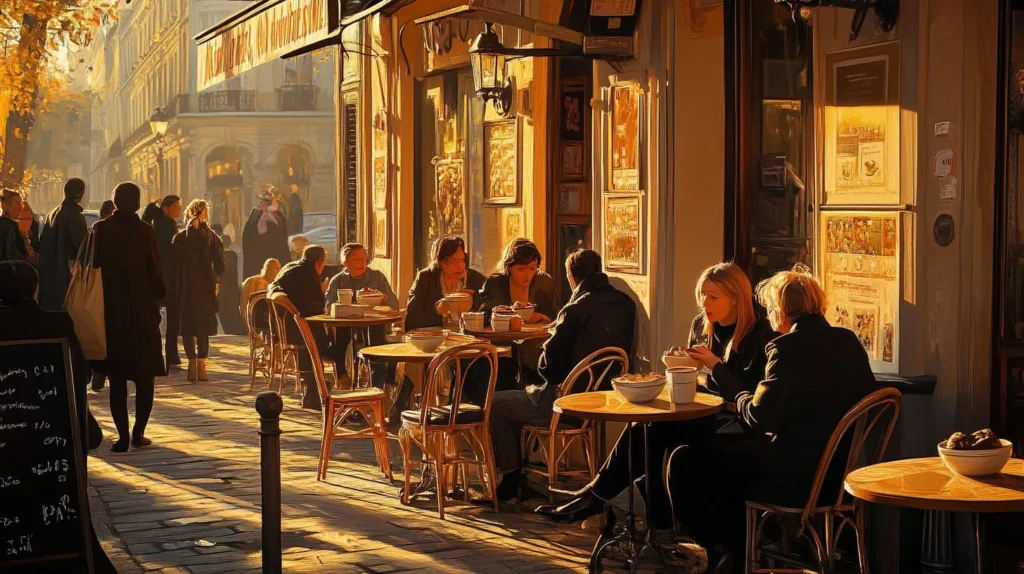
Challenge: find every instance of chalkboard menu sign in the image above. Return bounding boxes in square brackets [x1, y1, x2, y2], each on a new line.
[0, 339, 92, 572]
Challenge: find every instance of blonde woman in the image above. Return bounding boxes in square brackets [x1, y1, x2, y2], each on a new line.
[240, 257, 282, 328]
[665, 268, 877, 570]
[171, 199, 225, 381]
[537, 262, 777, 527]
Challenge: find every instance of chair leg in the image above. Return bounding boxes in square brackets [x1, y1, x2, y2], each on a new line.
[318, 404, 333, 481]
[482, 427, 500, 513]
[434, 435, 447, 520]
[745, 504, 757, 574]
[824, 510, 836, 574]
[372, 400, 392, 480]
[547, 435, 558, 504]
[586, 428, 598, 478]
[398, 429, 412, 505]
[855, 501, 871, 574]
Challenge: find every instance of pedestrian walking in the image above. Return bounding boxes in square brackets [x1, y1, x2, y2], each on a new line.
[241, 186, 290, 279]
[217, 234, 246, 335]
[90, 201, 115, 392]
[153, 196, 182, 367]
[0, 188, 31, 262]
[91, 182, 166, 452]
[172, 199, 225, 382]
[37, 178, 89, 311]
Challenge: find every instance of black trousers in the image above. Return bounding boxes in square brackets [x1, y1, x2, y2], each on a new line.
[590, 417, 716, 526]
[165, 294, 180, 364]
[108, 376, 155, 442]
[183, 335, 210, 359]
[286, 322, 334, 410]
[334, 324, 395, 389]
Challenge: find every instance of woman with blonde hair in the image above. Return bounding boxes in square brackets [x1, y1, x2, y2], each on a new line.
[538, 262, 777, 527]
[240, 257, 282, 324]
[665, 267, 876, 571]
[171, 199, 225, 381]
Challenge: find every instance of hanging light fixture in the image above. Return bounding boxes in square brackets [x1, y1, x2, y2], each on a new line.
[469, 22, 514, 117]
[148, 107, 170, 138]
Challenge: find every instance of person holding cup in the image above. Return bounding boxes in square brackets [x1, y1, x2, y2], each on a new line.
[535, 262, 777, 528]
[405, 236, 486, 331]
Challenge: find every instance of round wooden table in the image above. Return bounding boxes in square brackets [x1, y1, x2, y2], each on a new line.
[462, 324, 551, 384]
[845, 457, 1024, 573]
[554, 389, 724, 572]
[306, 311, 405, 329]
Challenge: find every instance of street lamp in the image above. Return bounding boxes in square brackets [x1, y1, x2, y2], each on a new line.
[469, 23, 514, 117]
[149, 107, 170, 198]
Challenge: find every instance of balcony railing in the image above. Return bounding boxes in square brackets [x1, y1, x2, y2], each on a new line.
[198, 90, 257, 113]
[277, 85, 318, 111]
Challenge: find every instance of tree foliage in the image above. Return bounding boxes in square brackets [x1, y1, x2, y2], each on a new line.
[0, 0, 118, 186]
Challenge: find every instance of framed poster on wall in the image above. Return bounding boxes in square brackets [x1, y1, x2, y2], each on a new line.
[609, 81, 643, 192]
[602, 194, 644, 273]
[483, 119, 519, 205]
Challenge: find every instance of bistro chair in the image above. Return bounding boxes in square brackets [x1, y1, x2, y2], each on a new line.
[398, 342, 500, 520]
[273, 294, 392, 482]
[267, 297, 303, 396]
[744, 387, 902, 574]
[520, 347, 629, 504]
[245, 290, 273, 391]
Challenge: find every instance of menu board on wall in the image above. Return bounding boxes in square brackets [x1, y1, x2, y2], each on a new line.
[819, 211, 902, 372]
[0, 339, 92, 571]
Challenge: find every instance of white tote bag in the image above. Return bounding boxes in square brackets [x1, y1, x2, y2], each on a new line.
[65, 230, 107, 360]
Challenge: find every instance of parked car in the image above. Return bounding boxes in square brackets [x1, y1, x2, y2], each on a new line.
[289, 225, 337, 263]
[303, 212, 335, 232]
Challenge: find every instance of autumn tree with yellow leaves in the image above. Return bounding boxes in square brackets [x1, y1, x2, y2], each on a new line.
[0, 0, 117, 188]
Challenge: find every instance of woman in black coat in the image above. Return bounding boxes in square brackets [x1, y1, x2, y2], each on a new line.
[405, 236, 486, 331]
[536, 262, 778, 528]
[217, 234, 246, 335]
[172, 200, 225, 382]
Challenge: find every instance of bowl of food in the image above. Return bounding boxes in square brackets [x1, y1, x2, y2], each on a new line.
[405, 329, 445, 353]
[938, 429, 1013, 477]
[332, 303, 369, 318]
[443, 292, 474, 321]
[611, 373, 666, 404]
[512, 301, 536, 322]
[356, 288, 386, 308]
[662, 346, 702, 370]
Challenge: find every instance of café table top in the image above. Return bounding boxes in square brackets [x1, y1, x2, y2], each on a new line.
[461, 323, 553, 342]
[844, 457, 1024, 513]
[553, 389, 723, 423]
[359, 335, 512, 363]
[306, 311, 405, 328]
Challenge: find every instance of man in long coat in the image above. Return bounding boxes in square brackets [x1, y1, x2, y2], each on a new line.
[91, 182, 166, 451]
[37, 178, 88, 311]
[152, 195, 181, 366]
[242, 187, 290, 278]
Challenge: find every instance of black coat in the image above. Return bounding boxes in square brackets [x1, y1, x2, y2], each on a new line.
[0, 216, 28, 261]
[242, 208, 290, 279]
[734, 313, 876, 502]
[152, 212, 178, 300]
[90, 210, 166, 380]
[286, 192, 304, 236]
[37, 199, 88, 311]
[534, 273, 636, 402]
[218, 250, 245, 335]
[268, 259, 324, 318]
[689, 309, 779, 402]
[405, 266, 487, 331]
[172, 221, 225, 337]
[478, 271, 559, 325]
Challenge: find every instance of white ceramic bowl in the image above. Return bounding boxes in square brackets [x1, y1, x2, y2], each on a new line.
[611, 375, 666, 404]
[937, 439, 1013, 477]
[405, 333, 444, 353]
[662, 353, 701, 370]
[333, 303, 369, 318]
[514, 306, 535, 322]
[356, 292, 386, 308]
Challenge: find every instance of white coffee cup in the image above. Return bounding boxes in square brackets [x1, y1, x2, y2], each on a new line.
[492, 313, 512, 331]
[666, 366, 698, 404]
[462, 312, 485, 332]
[338, 289, 354, 304]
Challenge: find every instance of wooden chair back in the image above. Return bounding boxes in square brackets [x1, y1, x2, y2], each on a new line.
[268, 293, 331, 405]
[549, 346, 629, 433]
[267, 293, 294, 349]
[800, 387, 902, 525]
[245, 290, 268, 343]
[418, 342, 499, 430]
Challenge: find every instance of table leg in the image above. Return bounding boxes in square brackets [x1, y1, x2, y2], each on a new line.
[973, 513, 986, 574]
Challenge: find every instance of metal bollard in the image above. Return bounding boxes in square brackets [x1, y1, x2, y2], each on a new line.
[255, 392, 283, 574]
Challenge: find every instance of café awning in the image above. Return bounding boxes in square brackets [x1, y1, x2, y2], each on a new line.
[195, 0, 411, 92]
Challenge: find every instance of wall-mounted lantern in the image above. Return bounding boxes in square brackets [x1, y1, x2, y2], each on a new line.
[469, 22, 514, 117]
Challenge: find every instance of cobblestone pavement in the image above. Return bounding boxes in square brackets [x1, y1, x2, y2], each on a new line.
[86, 336, 706, 574]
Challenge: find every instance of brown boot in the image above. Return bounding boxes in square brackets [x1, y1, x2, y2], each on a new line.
[186, 360, 198, 382]
[198, 359, 208, 381]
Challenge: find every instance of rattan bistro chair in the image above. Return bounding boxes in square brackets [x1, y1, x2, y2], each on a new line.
[398, 342, 501, 520]
[744, 387, 902, 574]
[272, 293, 392, 482]
[520, 347, 629, 503]
[245, 290, 273, 391]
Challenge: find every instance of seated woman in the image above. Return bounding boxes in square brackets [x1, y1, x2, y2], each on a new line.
[665, 268, 876, 572]
[536, 262, 777, 527]
[478, 238, 559, 391]
[241, 258, 282, 333]
[405, 236, 486, 331]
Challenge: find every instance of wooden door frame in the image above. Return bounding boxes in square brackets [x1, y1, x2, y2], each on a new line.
[993, 0, 1012, 437]
[724, 0, 750, 266]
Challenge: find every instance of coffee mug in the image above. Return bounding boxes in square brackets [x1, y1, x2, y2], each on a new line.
[666, 366, 698, 404]
[492, 314, 512, 331]
[338, 289, 354, 304]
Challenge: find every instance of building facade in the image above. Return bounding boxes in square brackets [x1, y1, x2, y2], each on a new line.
[87, 0, 338, 238]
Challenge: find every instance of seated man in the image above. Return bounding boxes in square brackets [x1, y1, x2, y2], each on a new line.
[324, 242, 400, 390]
[268, 244, 331, 410]
[665, 269, 876, 573]
[489, 249, 636, 501]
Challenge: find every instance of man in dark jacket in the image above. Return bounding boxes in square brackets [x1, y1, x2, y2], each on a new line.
[91, 182, 166, 452]
[38, 178, 89, 311]
[666, 270, 876, 571]
[489, 249, 636, 501]
[242, 188, 290, 279]
[268, 244, 330, 409]
[152, 195, 181, 367]
[0, 188, 30, 261]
